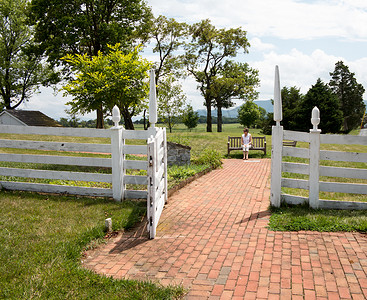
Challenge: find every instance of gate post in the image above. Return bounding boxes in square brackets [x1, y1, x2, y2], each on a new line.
[111, 106, 124, 201]
[270, 65, 283, 207]
[309, 107, 321, 209]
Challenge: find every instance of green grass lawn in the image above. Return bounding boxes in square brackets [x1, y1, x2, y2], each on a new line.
[0, 191, 185, 299]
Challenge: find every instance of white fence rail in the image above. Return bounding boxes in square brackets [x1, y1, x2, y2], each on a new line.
[270, 66, 367, 210]
[0, 122, 160, 200]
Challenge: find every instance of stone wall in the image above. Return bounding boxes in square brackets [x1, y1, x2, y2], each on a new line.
[167, 142, 191, 166]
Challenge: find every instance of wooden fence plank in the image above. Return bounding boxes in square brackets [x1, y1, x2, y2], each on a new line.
[0, 181, 113, 197]
[282, 162, 309, 174]
[0, 153, 111, 167]
[281, 178, 309, 190]
[123, 145, 147, 155]
[319, 181, 366, 194]
[124, 190, 147, 199]
[282, 194, 309, 205]
[319, 199, 367, 210]
[0, 167, 112, 182]
[122, 130, 149, 140]
[0, 139, 111, 153]
[124, 160, 148, 170]
[320, 150, 367, 163]
[321, 134, 367, 145]
[320, 166, 367, 179]
[284, 130, 310, 142]
[0, 125, 111, 138]
[282, 147, 309, 159]
[124, 175, 147, 185]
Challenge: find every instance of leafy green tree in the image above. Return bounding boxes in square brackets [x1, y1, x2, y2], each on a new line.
[183, 19, 251, 132]
[29, 0, 152, 128]
[0, 0, 54, 110]
[157, 76, 187, 133]
[211, 60, 259, 132]
[297, 79, 343, 133]
[183, 105, 199, 131]
[61, 44, 152, 129]
[151, 16, 188, 85]
[281, 86, 304, 130]
[329, 61, 366, 133]
[237, 101, 262, 128]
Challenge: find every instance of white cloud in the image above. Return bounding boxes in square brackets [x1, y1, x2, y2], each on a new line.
[147, 0, 367, 41]
[249, 38, 275, 52]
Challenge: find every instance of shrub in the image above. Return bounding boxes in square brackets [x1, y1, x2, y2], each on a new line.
[193, 148, 222, 169]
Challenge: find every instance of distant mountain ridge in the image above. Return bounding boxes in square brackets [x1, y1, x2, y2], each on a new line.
[196, 100, 367, 118]
[196, 100, 273, 118]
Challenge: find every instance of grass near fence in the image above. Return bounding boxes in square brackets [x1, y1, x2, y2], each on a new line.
[0, 190, 185, 299]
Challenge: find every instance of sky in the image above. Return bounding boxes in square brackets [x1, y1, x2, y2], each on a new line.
[22, 0, 367, 120]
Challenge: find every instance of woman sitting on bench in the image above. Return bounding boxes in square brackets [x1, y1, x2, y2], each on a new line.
[241, 128, 252, 160]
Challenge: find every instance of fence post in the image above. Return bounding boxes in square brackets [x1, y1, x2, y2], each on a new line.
[309, 107, 321, 209]
[270, 65, 283, 207]
[111, 106, 124, 201]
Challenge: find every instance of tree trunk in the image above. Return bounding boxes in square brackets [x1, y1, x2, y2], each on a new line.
[121, 108, 135, 130]
[96, 108, 104, 128]
[217, 105, 223, 132]
[143, 109, 147, 130]
[206, 102, 212, 132]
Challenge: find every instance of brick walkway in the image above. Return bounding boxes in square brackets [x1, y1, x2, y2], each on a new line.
[83, 159, 367, 299]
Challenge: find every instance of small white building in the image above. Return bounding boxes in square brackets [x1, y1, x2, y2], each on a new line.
[0, 110, 61, 127]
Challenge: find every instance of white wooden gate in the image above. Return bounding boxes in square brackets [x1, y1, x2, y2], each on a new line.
[147, 128, 168, 239]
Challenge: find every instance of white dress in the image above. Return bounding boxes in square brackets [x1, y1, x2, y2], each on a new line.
[242, 133, 252, 151]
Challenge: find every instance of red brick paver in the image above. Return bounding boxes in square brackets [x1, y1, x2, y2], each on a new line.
[83, 159, 367, 299]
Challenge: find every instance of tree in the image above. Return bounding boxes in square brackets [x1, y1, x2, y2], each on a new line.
[61, 44, 152, 129]
[29, 0, 153, 128]
[329, 61, 366, 133]
[157, 76, 187, 133]
[183, 105, 199, 131]
[0, 0, 54, 110]
[151, 15, 188, 85]
[296, 79, 342, 133]
[281, 86, 304, 130]
[183, 19, 251, 132]
[211, 60, 259, 132]
[237, 101, 262, 128]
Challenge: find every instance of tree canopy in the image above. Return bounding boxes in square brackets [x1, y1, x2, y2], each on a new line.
[297, 79, 343, 133]
[0, 0, 54, 110]
[237, 101, 263, 128]
[183, 19, 254, 132]
[211, 60, 259, 132]
[329, 61, 365, 133]
[29, 0, 153, 127]
[157, 76, 187, 133]
[281, 86, 304, 131]
[61, 44, 152, 129]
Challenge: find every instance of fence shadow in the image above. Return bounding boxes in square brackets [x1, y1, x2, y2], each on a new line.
[109, 216, 149, 254]
[236, 210, 271, 224]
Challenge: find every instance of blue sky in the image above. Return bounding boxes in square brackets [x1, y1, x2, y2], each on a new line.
[23, 0, 367, 120]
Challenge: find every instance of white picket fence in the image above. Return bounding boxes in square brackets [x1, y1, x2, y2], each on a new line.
[270, 66, 367, 210]
[0, 70, 168, 238]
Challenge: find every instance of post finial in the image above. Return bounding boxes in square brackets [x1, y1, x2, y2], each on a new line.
[112, 105, 121, 128]
[311, 106, 320, 131]
[273, 65, 282, 126]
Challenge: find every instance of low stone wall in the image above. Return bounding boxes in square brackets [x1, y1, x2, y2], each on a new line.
[167, 142, 191, 166]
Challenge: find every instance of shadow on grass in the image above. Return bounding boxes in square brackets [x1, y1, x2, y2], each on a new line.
[269, 203, 367, 232]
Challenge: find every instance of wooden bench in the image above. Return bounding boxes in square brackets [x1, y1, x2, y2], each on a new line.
[283, 140, 297, 147]
[227, 136, 267, 156]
